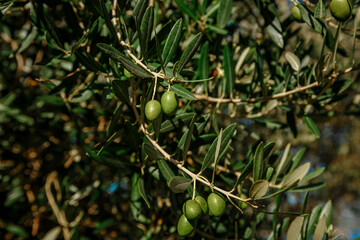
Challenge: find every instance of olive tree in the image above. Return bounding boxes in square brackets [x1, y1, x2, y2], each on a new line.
[1, 0, 359, 239]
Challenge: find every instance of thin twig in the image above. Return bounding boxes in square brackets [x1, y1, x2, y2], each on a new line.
[140, 125, 256, 208]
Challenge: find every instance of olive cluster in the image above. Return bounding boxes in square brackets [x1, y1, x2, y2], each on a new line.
[145, 91, 178, 121]
[291, 0, 352, 23]
[177, 193, 226, 237]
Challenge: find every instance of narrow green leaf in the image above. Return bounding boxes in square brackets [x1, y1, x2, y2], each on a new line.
[257, 1, 283, 48]
[15, 26, 38, 54]
[213, 128, 223, 172]
[287, 216, 304, 240]
[263, 142, 276, 158]
[300, 167, 325, 183]
[97, 43, 153, 78]
[6, 225, 29, 238]
[133, 0, 148, 22]
[182, 115, 196, 161]
[282, 162, 310, 187]
[285, 51, 300, 72]
[200, 123, 236, 173]
[253, 142, 264, 182]
[301, 191, 310, 214]
[157, 159, 175, 183]
[290, 182, 326, 193]
[107, 103, 124, 137]
[303, 115, 320, 138]
[174, 0, 197, 20]
[249, 180, 269, 200]
[177, 129, 189, 151]
[140, 6, 154, 60]
[99, 0, 117, 39]
[306, 205, 322, 239]
[289, 147, 307, 173]
[314, 0, 326, 19]
[112, 79, 130, 105]
[272, 143, 291, 183]
[216, 0, 232, 28]
[261, 180, 299, 199]
[168, 176, 192, 193]
[143, 142, 164, 161]
[266, 167, 274, 181]
[206, 24, 228, 35]
[162, 19, 183, 66]
[198, 42, 209, 81]
[160, 112, 195, 133]
[154, 111, 162, 141]
[233, 159, 253, 190]
[170, 84, 197, 100]
[223, 44, 235, 97]
[297, 4, 326, 35]
[138, 177, 151, 208]
[320, 200, 333, 227]
[177, 32, 202, 73]
[154, 30, 165, 74]
[313, 215, 326, 240]
[194, 115, 210, 136]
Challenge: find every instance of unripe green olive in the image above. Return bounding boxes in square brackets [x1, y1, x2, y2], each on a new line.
[291, 5, 303, 22]
[207, 193, 226, 217]
[161, 91, 178, 115]
[195, 196, 208, 215]
[238, 193, 248, 210]
[145, 100, 161, 121]
[124, 69, 134, 78]
[183, 199, 202, 220]
[177, 214, 195, 237]
[329, 0, 352, 22]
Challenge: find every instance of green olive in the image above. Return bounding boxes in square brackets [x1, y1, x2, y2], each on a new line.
[145, 100, 161, 121]
[161, 91, 178, 115]
[177, 214, 195, 237]
[124, 69, 134, 78]
[195, 196, 208, 215]
[291, 5, 303, 22]
[207, 193, 226, 217]
[183, 199, 202, 220]
[238, 193, 248, 210]
[330, 0, 352, 22]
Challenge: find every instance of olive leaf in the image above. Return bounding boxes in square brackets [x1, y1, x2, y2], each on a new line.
[200, 123, 236, 173]
[249, 180, 269, 200]
[97, 43, 153, 78]
[162, 18, 183, 66]
[286, 216, 304, 240]
[177, 32, 202, 73]
[168, 176, 192, 193]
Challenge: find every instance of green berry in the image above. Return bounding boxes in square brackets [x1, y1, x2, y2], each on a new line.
[161, 91, 178, 115]
[195, 196, 208, 215]
[145, 100, 161, 121]
[177, 214, 195, 237]
[330, 0, 352, 22]
[291, 5, 303, 22]
[183, 199, 202, 220]
[238, 193, 248, 210]
[207, 193, 226, 217]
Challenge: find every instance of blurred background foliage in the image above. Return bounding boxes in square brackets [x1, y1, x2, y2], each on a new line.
[0, 0, 360, 239]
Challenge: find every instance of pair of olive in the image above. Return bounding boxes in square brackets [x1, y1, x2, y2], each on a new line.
[291, 0, 351, 23]
[145, 91, 178, 121]
[177, 193, 226, 236]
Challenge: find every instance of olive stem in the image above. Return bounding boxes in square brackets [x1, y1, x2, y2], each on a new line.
[141, 125, 258, 209]
[192, 179, 196, 200]
[332, 22, 342, 71]
[152, 75, 157, 101]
